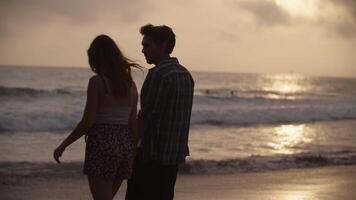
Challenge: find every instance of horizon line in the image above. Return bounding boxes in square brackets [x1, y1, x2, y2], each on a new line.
[0, 64, 355, 79]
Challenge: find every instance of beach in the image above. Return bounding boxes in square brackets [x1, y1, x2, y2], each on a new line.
[1, 66, 356, 199]
[1, 0, 356, 198]
[1, 165, 356, 200]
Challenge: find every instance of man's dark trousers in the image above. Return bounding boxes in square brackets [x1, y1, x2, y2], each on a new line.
[125, 149, 179, 200]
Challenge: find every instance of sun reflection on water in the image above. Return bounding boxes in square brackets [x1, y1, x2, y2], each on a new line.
[280, 192, 314, 200]
[262, 74, 308, 99]
[269, 124, 314, 154]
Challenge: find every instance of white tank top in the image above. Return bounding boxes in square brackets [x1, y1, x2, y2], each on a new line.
[94, 75, 131, 125]
[95, 106, 131, 125]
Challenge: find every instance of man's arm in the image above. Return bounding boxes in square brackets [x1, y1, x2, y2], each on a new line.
[138, 73, 171, 133]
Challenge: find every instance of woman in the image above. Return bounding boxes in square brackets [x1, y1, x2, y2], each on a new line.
[53, 35, 140, 200]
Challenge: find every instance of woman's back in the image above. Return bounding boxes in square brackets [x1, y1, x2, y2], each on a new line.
[54, 35, 139, 199]
[95, 75, 132, 125]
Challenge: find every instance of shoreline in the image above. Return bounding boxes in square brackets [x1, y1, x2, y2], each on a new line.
[1, 165, 356, 200]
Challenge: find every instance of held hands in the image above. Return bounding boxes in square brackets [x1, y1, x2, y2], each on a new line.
[53, 145, 66, 164]
[137, 117, 148, 138]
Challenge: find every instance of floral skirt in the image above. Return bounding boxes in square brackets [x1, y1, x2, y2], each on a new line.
[83, 123, 134, 181]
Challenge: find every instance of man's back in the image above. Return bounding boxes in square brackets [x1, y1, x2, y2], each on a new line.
[126, 24, 193, 200]
[139, 58, 194, 165]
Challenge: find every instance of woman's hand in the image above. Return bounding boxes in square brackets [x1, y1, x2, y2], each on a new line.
[53, 145, 66, 164]
[137, 117, 148, 138]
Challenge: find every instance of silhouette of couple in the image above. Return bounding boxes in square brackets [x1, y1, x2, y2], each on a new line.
[53, 24, 195, 200]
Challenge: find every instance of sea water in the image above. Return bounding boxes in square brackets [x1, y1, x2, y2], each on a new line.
[0, 65, 356, 175]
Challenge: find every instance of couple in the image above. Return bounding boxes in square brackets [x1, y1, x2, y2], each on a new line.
[53, 24, 194, 200]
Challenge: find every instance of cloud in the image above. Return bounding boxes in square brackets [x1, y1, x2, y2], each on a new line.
[330, 0, 356, 20]
[0, 0, 149, 37]
[235, 0, 291, 27]
[316, 0, 356, 38]
[231, 0, 356, 39]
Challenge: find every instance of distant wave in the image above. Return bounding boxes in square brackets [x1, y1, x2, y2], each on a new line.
[1, 109, 355, 132]
[191, 94, 356, 126]
[1, 151, 355, 176]
[1, 98, 356, 132]
[1, 85, 355, 132]
[191, 106, 356, 126]
[0, 112, 80, 132]
[0, 86, 341, 100]
[195, 88, 340, 101]
[0, 86, 84, 98]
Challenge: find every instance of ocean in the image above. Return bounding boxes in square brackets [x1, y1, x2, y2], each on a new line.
[0, 65, 356, 176]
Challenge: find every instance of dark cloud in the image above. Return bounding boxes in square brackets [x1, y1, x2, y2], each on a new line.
[233, 0, 356, 39]
[330, 0, 356, 20]
[318, 0, 356, 38]
[0, 0, 149, 37]
[236, 0, 291, 27]
[333, 21, 356, 38]
[318, 20, 356, 39]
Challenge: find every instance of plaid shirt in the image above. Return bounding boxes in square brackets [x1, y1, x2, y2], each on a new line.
[138, 57, 194, 165]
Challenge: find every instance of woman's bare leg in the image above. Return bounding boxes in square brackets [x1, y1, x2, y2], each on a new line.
[112, 179, 123, 198]
[88, 176, 113, 200]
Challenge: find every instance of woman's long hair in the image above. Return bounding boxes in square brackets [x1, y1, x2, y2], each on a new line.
[87, 35, 141, 98]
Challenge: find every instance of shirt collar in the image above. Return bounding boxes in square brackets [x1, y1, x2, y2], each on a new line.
[155, 57, 179, 68]
[148, 57, 179, 73]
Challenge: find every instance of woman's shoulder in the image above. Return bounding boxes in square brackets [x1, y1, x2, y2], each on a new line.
[90, 75, 110, 85]
[89, 75, 100, 83]
[89, 74, 101, 82]
[87, 75, 106, 91]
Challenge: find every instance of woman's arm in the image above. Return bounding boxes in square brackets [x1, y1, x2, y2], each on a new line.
[129, 82, 139, 146]
[53, 76, 99, 163]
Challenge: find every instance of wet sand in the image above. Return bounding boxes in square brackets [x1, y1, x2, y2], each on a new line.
[1, 165, 355, 200]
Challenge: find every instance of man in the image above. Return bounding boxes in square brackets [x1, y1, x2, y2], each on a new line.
[125, 24, 194, 200]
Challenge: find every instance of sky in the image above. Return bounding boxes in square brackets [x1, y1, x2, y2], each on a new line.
[0, 0, 356, 77]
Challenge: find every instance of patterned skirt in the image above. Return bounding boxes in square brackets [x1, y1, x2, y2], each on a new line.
[83, 123, 135, 181]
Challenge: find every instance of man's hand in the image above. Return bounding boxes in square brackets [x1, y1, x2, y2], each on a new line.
[137, 117, 148, 139]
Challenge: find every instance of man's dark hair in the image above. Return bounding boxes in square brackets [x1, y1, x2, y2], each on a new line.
[140, 24, 176, 54]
